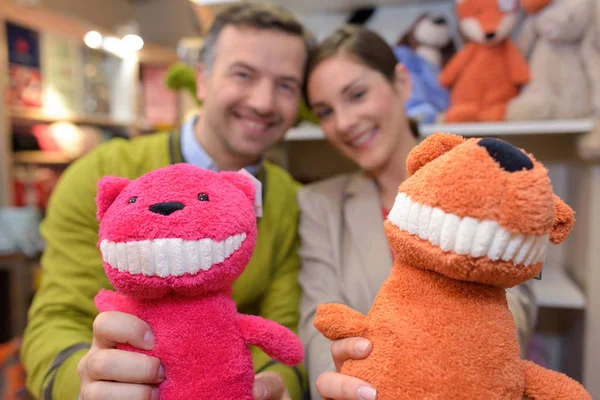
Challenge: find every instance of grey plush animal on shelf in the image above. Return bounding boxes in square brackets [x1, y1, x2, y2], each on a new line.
[397, 13, 457, 68]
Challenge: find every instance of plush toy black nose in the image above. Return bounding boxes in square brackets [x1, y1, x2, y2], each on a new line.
[432, 16, 447, 25]
[485, 32, 496, 40]
[149, 201, 185, 216]
[478, 138, 533, 172]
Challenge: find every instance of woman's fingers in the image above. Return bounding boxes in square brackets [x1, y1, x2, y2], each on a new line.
[316, 371, 377, 400]
[330, 338, 372, 371]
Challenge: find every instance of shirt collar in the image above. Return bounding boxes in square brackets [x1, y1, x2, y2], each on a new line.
[180, 114, 263, 176]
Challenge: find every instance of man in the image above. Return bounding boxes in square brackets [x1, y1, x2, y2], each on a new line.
[20, 2, 315, 399]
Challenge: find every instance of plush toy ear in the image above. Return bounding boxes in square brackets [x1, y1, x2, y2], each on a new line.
[221, 171, 256, 203]
[550, 195, 575, 244]
[407, 132, 465, 177]
[96, 176, 130, 221]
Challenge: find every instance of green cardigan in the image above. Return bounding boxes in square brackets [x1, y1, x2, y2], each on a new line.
[21, 130, 307, 399]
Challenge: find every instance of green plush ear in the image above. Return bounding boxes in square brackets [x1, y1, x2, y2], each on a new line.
[165, 62, 202, 105]
[294, 99, 319, 126]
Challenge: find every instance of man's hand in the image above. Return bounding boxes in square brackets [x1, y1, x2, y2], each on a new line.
[253, 371, 291, 400]
[316, 337, 377, 400]
[78, 311, 164, 400]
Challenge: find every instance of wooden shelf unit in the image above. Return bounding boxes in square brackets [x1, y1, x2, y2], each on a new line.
[12, 151, 73, 165]
[9, 107, 131, 129]
[0, 0, 179, 206]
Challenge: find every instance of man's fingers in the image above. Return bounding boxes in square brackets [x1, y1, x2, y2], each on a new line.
[80, 381, 159, 400]
[253, 371, 286, 399]
[316, 371, 377, 400]
[92, 311, 154, 350]
[85, 349, 164, 384]
[330, 338, 372, 371]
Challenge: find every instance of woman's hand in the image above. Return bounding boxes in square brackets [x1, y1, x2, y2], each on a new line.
[316, 337, 377, 400]
[253, 371, 291, 399]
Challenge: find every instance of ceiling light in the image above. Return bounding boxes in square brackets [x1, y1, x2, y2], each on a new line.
[122, 34, 144, 51]
[84, 31, 103, 49]
[102, 36, 124, 55]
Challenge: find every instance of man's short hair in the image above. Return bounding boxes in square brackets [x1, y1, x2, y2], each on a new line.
[199, 1, 315, 74]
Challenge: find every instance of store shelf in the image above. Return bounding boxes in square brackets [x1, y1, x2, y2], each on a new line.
[10, 107, 131, 129]
[286, 119, 596, 141]
[531, 265, 586, 310]
[286, 123, 325, 141]
[420, 119, 596, 137]
[12, 151, 74, 165]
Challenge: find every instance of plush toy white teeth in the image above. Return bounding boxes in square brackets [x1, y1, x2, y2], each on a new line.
[387, 192, 549, 267]
[100, 233, 247, 277]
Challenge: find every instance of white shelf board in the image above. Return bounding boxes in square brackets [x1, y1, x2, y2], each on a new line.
[531, 265, 586, 310]
[286, 119, 595, 141]
[420, 119, 595, 137]
[286, 123, 325, 141]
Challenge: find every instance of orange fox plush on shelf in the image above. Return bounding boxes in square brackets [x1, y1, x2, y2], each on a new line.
[314, 133, 592, 399]
[440, 0, 530, 122]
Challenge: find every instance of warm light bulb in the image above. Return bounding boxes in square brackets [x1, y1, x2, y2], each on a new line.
[122, 34, 144, 51]
[84, 31, 103, 49]
[102, 36, 124, 55]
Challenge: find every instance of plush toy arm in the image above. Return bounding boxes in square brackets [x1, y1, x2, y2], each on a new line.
[313, 303, 369, 341]
[507, 41, 530, 86]
[522, 360, 591, 399]
[237, 314, 304, 366]
[94, 289, 136, 314]
[516, 18, 538, 60]
[439, 44, 476, 88]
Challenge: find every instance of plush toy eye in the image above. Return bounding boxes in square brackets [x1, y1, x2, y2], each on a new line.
[128, 196, 137, 204]
[198, 193, 209, 202]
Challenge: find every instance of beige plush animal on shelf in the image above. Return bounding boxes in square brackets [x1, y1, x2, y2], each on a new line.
[506, 0, 595, 121]
[582, 0, 600, 118]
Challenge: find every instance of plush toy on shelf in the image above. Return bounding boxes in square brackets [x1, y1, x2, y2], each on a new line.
[393, 45, 450, 124]
[94, 164, 304, 399]
[314, 132, 592, 399]
[393, 13, 454, 123]
[396, 13, 457, 69]
[582, 0, 600, 119]
[506, 0, 595, 121]
[439, 0, 530, 122]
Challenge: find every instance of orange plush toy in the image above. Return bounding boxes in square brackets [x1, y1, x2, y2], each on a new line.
[439, 0, 530, 122]
[314, 133, 591, 399]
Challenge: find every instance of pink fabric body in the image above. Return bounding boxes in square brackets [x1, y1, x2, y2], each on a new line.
[96, 290, 256, 399]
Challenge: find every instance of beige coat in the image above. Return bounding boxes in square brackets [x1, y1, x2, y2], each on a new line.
[297, 173, 538, 400]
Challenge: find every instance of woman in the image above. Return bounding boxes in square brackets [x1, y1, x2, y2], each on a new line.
[297, 25, 538, 400]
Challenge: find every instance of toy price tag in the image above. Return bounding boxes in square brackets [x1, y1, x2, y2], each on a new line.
[238, 169, 263, 218]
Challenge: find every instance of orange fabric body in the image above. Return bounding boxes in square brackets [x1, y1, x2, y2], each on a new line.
[337, 263, 524, 399]
[444, 42, 522, 122]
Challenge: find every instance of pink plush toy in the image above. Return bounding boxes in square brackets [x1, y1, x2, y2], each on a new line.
[93, 163, 304, 399]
